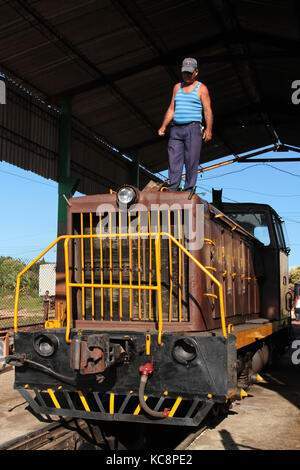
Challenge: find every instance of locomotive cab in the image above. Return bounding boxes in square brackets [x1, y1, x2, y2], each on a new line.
[220, 202, 291, 322]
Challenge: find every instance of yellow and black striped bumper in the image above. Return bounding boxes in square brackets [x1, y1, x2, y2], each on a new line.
[18, 388, 214, 427]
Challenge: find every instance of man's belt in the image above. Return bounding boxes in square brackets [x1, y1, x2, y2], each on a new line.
[172, 121, 202, 126]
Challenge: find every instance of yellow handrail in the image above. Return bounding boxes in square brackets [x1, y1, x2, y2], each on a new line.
[161, 232, 227, 339]
[14, 230, 227, 347]
[14, 235, 65, 332]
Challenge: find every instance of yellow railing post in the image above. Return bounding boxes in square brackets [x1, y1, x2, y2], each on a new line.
[14, 236, 65, 333]
[64, 236, 72, 344]
[155, 234, 163, 346]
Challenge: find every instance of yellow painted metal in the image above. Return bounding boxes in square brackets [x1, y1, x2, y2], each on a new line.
[148, 212, 152, 320]
[48, 389, 61, 408]
[80, 213, 85, 320]
[64, 237, 72, 344]
[109, 212, 113, 321]
[119, 211, 123, 320]
[204, 238, 215, 246]
[14, 235, 66, 332]
[99, 213, 104, 319]
[155, 235, 163, 345]
[177, 210, 182, 322]
[138, 212, 141, 320]
[90, 213, 95, 320]
[15, 226, 229, 344]
[45, 319, 62, 329]
[128, 213, 133, 320]
[68, 282, 157, 290]
[235, 323, 274, 349]
[204, 293, 218, 299]
[146, 334, 151, 355]
[163, 232, 227, 339]
[133, 396, 148, 415]
[198, 158, 236, 173]
[168, 211, 173, 322]
[168, 397, 182, 417]
[78, 391, 90, 411]
[109, 393, 115, 414]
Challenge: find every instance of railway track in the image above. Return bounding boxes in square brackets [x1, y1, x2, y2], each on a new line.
[0, 415, 217, 451]
[0, 419, 108, 450]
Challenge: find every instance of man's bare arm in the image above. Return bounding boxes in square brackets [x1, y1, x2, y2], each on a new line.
[199, 84, 213, 141]
[158, 84, 180, 136]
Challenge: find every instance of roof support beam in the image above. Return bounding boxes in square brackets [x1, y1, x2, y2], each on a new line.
[208, 0, 282, 145]
[12, 0, 159, 137]
[56, 96, 78, 277]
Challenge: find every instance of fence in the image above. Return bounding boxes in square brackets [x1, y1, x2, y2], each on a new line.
[0, 255, 56, 330]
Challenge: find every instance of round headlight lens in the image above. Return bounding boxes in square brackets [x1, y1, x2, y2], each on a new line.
[117, 186, 136, 205]
[34, 334, 58, 357]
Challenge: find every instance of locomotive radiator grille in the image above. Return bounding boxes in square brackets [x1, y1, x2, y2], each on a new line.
[71, 210, 189, 324]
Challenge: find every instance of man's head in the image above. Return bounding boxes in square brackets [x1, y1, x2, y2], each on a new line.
[181, 58, 198, 83]
[181, 58, 198, 73]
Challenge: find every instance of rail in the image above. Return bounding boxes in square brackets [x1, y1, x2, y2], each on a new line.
[14, 232, 227, 345]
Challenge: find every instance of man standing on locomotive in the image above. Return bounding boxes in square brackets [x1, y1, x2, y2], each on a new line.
[158, 58, 213, 192]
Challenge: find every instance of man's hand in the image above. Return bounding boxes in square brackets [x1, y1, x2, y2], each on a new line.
[203, 128, 212, 142]
[158, 127, 166, 136]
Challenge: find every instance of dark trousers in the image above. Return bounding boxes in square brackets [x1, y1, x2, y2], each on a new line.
[168, 122, 203, 191]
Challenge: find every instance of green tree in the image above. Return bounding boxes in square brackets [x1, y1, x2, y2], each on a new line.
[289, 265, 300, 289]
[0, 256, 47, 294]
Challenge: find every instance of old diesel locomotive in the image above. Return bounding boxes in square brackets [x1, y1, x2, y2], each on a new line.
[10, 184, 292, 427]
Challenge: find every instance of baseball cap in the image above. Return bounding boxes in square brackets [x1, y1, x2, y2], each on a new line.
[181, 58, 198, 73]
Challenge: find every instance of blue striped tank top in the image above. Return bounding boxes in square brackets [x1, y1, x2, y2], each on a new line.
[174, 82, 203, 124]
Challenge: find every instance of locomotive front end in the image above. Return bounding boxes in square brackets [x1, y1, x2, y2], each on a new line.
[12, 186, 238, 426]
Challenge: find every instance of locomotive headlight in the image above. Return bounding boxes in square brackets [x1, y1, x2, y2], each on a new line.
[172, 338, 198, 365]
[33, 334, 58, 357]
[117, 185, 138, 206]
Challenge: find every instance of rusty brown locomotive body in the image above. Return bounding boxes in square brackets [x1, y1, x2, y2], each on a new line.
[11, 184, 292, 427]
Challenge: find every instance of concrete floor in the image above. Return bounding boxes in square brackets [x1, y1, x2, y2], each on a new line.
[0, 322, 299, 449]
[189, 321, 300, 450]
[0, 369, 59, 446]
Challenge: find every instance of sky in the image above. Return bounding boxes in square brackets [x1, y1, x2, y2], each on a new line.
[0, 146, 300, 269]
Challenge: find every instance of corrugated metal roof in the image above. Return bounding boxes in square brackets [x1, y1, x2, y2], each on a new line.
[0, 0, 299, 180]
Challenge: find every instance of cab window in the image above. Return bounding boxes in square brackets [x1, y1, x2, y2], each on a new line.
[227, 212, 271, 246]
[272, 214, 286, 250]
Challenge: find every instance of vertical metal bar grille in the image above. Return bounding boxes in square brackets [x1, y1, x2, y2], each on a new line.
[71, 210, 189, 323]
